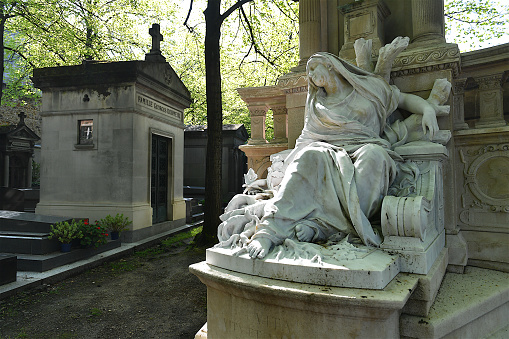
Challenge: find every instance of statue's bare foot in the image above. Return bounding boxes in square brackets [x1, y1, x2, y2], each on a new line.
[247, 238, 272, 259]
[296, 224, 315, 242]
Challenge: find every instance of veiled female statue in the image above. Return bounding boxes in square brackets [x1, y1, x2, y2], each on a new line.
[216, 37, 446, 259]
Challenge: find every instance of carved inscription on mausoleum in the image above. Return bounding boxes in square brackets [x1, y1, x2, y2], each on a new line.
[136, 93, 182, 121]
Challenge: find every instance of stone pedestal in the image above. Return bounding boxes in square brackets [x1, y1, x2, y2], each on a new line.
[190, 261, 418, 339]
[32, 59, 191, 241]
[338, 0, 390, 62]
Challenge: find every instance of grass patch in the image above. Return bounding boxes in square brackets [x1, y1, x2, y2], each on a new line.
[135, 226, 202, 259]
[108, 259, 140, 272]
[89, 307, 102, 317]
[162, 226, 202, 247]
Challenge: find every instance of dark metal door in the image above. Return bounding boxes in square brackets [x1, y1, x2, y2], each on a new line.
[151, 134, 171, 223]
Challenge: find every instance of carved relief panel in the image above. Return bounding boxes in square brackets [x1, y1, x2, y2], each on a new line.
[458, 142, 509, 232]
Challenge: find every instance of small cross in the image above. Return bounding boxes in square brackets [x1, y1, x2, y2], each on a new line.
[18, 112, 26, 125]
[149, 24, 163, 53]
[85, 127, 92, 139]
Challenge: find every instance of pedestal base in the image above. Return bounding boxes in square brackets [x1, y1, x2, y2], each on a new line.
[190, 262, 418, 339]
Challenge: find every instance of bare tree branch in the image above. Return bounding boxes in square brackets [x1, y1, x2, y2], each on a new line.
[240, 5, 276, 67]
[220, 0, 253, 24]
[4, 46, 36, 68]
[184, 0, 194, 32]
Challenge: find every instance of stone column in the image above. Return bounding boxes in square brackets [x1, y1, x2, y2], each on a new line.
[411, 0, 445, 43]
[248, 106, 268, 145]
[299, 0, 321, 65]
[271, 105, 288, 143]
[27, 154, 33, 188]
[452, 78, 469, 130]
[3, 154, 9, 187]
[475, 74, 506, 128]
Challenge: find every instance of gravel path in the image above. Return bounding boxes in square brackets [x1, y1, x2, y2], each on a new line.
[0, 234, 207, 339]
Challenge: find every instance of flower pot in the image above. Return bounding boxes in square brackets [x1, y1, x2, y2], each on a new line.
[110, 231, 119, 240]
[61, 243, 72, 252]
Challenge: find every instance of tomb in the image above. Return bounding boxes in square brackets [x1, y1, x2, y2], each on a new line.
[191, 1, 508, 338]
[184, 124, 248, 202]
[31, 24, 192, 242]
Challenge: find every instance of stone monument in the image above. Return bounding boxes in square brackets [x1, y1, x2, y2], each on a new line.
[32, 24, 192, 241]
[191, 1, 508, 338]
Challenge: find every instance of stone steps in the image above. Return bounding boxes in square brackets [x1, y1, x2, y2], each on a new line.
[10, 240, 121, 272]
[0, 234, 60, 255]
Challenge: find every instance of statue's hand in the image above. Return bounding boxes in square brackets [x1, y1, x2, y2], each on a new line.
[421, 107, 439, 139]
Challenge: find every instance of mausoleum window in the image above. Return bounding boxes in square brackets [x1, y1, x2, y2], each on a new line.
[78, 120, 93, 145]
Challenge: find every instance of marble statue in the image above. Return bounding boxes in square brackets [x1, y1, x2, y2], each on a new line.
[216, 37, 451, 259]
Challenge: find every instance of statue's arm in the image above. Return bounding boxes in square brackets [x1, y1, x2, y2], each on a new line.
[398, 92, 439, 139]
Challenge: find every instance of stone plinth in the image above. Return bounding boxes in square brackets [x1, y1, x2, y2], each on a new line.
[190, 261, 418, 339]
[206, 246, 400, 290]
[32, 59, 191, 241]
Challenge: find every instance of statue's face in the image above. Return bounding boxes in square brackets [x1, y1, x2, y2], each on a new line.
[308, 60, 333, 88]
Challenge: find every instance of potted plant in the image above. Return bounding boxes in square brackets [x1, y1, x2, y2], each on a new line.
[99, 213, 132, 240]
[48, 220, 84, 252]
[79, 219, 109, 248]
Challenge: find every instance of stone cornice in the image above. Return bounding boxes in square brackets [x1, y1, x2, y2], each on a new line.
[391, 43, 460, 77]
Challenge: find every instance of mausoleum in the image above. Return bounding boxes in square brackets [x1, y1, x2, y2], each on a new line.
[32, 24, 191, 241]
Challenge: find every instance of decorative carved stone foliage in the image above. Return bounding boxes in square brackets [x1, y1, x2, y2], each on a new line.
[458, 143, 509, 230]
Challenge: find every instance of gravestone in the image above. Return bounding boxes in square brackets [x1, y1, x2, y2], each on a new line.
[32, 24, 192, 242]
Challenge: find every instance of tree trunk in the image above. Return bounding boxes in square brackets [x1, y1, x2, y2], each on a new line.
[198, 0, 223, 245]
[0, 15, 5, 104]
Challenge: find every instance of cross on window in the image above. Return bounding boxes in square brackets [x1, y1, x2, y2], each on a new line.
[149, 23, 163, 53]
[85, 127, 92, 139]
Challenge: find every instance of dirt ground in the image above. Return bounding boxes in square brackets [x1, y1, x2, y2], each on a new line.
[0, 230, 207, 339]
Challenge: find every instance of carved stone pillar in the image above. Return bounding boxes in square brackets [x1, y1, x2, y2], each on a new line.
[452, 78, 469, 130]
[338, 0, 390, 62]
[299, 0, 321, 65]
[475, 74, 507, 128]
[270, 105, 288, 143]
[248, 106, 268, 145]
[411, 0, 445, 44]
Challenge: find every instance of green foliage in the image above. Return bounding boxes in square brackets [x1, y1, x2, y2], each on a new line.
[445, 0, 509, 51]
[79, 220, 108, 248]
[48, 220, 83, 244]
[168, 0, 299, 131]
[97, 213, 132, 233]
[89, 308, 102, 317]
[2, 0, 174, 104]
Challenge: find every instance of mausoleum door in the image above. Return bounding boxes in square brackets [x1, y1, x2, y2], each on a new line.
[9, 155, 27, 189]
[151, 134, 171, 223]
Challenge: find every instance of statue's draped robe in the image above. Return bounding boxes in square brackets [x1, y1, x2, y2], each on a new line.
[219, 53, 402, 248]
